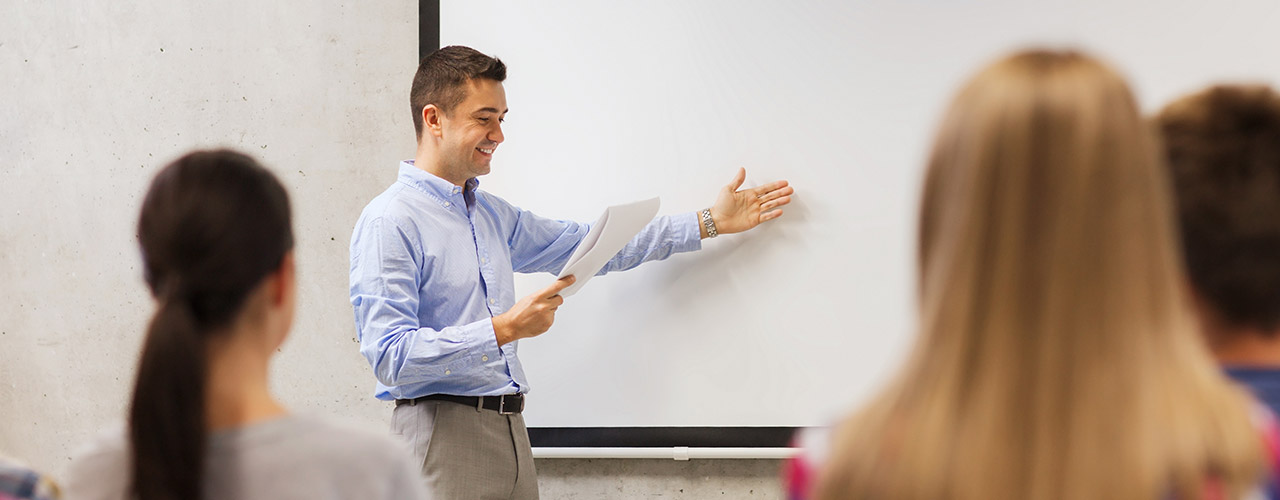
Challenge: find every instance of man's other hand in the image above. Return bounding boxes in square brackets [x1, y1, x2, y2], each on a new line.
[492, 275, 576, 346]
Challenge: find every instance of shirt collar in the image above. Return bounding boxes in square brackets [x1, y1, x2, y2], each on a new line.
[397, 160, 480, 200]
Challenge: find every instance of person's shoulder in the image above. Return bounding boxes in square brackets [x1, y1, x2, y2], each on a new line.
[474, 188, 518, 212]
[64, 424, 129, 500]
[283, 415, 415, 467]
[352, 190, 431, 246]
[67, 424, 128, 471]
[357, 182, 418, 223]
[269, 415, 424, 499]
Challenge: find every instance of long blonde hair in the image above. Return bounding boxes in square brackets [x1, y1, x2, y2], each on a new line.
[815, 50, 1264, 499]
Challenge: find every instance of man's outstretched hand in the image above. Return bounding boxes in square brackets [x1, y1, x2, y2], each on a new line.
[708, 168, 793, 236]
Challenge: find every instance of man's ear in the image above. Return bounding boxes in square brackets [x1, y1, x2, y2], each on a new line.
[423, 104, 445, 138]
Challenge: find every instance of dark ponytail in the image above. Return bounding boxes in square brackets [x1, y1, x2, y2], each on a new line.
[130, 297, 207, 500]
[129, 150, 293, 500]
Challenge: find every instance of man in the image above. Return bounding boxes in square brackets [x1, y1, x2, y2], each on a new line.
[1156, 84, 1280, 415]
[349, 46, 794, 499]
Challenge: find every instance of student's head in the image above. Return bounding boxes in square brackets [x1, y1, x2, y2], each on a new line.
[130, 149, 295, 500]
[411, 45, 508, 182]
[816, 50, 1263, 499]
[1156, 85, 1280, 342]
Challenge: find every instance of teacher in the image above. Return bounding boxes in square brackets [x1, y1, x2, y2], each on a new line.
[349, 45, 793, 499]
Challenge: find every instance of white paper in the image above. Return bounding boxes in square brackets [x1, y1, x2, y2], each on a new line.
[556, 197, 661, 297]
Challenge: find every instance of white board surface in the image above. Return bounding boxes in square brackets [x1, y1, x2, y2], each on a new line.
[440, 0, 1280, 428]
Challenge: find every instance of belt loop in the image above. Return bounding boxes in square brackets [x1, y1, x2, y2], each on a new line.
[476, 396, 484, 412]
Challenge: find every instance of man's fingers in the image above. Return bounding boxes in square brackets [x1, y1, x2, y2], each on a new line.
[548, 294, 565, 307]
[761, 209, 784, 222]
[751, 179, 789, 197]
[542, 275, 576, 298]
[762, 196, 791, 211]
[758, 185, 794, 203]
[726, 167, 746, 192]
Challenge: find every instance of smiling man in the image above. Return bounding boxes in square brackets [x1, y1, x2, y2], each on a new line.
[349, 45, 793, 499]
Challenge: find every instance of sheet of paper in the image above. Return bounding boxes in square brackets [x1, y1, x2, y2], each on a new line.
[556, 197, 661, 297]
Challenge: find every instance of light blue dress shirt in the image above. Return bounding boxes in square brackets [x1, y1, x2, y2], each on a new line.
[350, 162, 702, 400]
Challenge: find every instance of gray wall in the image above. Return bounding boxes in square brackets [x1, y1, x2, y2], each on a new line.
[0, 2, 779, 498]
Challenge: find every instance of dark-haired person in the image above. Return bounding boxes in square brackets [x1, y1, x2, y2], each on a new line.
[1158, 85, 1280, 416]
[349, 45, 794, 499]
[66, 150, 426, 500]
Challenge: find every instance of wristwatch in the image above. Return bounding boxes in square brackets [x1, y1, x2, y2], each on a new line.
[701, 208, 718, 238]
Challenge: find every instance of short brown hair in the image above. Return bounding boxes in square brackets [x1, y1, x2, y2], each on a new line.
[410, 45, 506, 139]
[1157, 85, 1280, 331]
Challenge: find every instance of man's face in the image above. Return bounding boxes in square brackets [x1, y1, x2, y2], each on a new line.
[439, 78, 508, 181]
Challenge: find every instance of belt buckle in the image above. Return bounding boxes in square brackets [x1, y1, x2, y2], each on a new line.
[499, 394, 521, 414]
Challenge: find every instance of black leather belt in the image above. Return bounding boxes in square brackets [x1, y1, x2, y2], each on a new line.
[395, 393, 525, 414]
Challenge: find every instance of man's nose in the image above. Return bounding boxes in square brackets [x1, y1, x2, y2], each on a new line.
[490, 123, 504, 144]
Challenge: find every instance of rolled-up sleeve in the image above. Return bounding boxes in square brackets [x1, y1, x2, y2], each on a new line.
[350, 216, 501, 388]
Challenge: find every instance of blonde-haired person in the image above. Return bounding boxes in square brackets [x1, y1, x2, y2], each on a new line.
[784, 50, 1280, 499]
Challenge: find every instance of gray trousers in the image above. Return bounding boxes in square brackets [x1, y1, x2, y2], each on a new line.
[391, 399, 539, 500]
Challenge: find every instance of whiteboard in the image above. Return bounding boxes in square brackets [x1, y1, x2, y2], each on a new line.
[440, 0, 1280, 429]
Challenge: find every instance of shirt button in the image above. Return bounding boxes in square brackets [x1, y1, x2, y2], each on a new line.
[489, 298, 496, 304]
[443, 202, 451, 208]
[444, 369, 451, 375]
[482, 355, 489, 362]
[480, 258, 486, 264]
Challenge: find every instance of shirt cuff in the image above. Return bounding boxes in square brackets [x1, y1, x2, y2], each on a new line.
[463, 317, 504, 368]
[431, 317, 505, 378]
[674, 211, 703, 253]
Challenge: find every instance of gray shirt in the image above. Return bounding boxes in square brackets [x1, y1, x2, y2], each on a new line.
[64, 414, 427, 500]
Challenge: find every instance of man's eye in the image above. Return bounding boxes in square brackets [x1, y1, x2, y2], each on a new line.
[498, 117, 505, 123]
[477, 117, 490, 123]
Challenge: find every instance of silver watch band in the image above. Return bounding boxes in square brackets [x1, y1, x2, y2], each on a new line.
[701, 208, 718, 238]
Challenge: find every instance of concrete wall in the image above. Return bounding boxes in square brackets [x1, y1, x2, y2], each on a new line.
[0, 2, 780, 497]
[536, 459, 782, 499]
